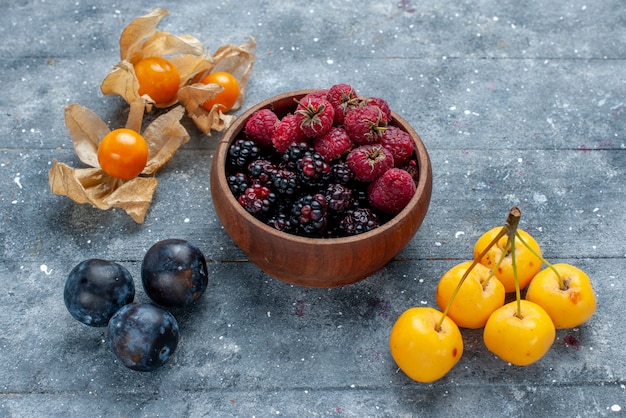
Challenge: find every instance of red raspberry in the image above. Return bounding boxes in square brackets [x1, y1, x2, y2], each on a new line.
[326, 83, 359, 125]
[367, 168, 416, 215]
[244, 109, 279, 148]
[295, 96, 335, 138]
[301, 89, 329, 102]
[272, 114, 308, 153]
[344, 105, 388, 145]
[379, 126, 415, 167]
[403, 158, 419, 184]
[346, 144, 394, 183]
[363, 97, 392, 121]
[313, 126, 353, 161]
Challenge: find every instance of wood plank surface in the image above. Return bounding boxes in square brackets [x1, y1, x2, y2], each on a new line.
[0, 1, 624, 416]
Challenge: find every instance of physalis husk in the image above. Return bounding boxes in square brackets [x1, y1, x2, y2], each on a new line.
[48, 100, 189, 223]
[100, 8, 256, 135]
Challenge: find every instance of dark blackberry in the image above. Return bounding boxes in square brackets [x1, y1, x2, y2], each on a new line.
[324, 183, 353, 213]
[291, 193, 328, 237]
[297, 151, 331, 190]
[247, 159, 276, 186]
[237, 184, 276, 219]
[228, 138, 260, 171]
[346, 184, 369, 210]
[280, 141, 313, 172]
[338, 208, 380, 236]
[267, 212, 294, 233]
[271, 169, 299, 196]
[329, 161, 355, 185]
[227, 172, 249, 198]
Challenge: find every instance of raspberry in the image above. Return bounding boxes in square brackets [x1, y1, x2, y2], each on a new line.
[227, 172, 249, 198]
[228, 138, 260, 171]
[291, 193, 328, 237]
[379, 126, 415, 167]
[403, 158, 419, 185]
[326, 83, 359, 125]
[295, 96, 335, 138]
[237, 184, 277, 218]
[300, 89, 329, 102]
[363, 97, 392, 121]
[338, 207, 380, 236]
[244, 109, 279, 148]
[313, 127, 353, 161]
[367, 168, 416, 215]
[344, 105, 389, 145]
[346, 144, 394, 182]
[272, 114, 308, 153]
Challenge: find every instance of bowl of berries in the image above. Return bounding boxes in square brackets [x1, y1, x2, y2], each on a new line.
[210, 86, 432, 287]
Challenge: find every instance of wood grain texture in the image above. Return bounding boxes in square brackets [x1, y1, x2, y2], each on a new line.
[0, 0, 624, 416]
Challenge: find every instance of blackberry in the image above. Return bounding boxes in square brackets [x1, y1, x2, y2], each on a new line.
[271, 169, 299, 196]
[338, 208, 380, 236]
[280, 141, 313, 172]
[247, 159, 276, 186]
[267, 212, 294, 233]
[329, 161, 355, 185]
[291, 193, 328, 237]
[237, 184, 276, 219]
[297, 151, 331, 190]
[228, 138, 260, 170]
[324, 183, 353, 213]
[227, 172, 249, 198]
[350, 185, 370, 210]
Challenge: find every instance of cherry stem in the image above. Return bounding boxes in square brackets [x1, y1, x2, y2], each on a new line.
[510, 233, 523, 318]
[436, 256, 484, 331]
[499, 207, 523, 318]
[435, 207, 518, 331]
[126, 99, 145, 133]
[515, 231, 566, 290]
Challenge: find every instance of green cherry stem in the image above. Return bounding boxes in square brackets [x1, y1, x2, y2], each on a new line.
[510, 232, 523, 318]
[502, 207, 523, 318]
[436, 256, 484, 331]
[435, 207, 520, 331]
[515, 231, 566, 290]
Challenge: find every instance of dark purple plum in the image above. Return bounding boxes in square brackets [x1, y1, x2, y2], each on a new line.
[108, 303, 179, 372]
[63, 259, 135, 327]
[141, 239, 208, 308]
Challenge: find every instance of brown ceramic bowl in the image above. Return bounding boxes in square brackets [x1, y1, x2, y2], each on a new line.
[210, 90, 432, 287]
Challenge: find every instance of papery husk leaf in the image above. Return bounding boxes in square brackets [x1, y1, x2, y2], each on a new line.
[177, 83, 235, 136]
[140, 31, 204, 60]
[64, 104, 110, 168]
[209, 37, 256, 110]
[141, 106, 190, 175]
[171, 53, 214, 85]
[119, 8, 169, 62]
[101, 177, 158, 224]
[49, 160, 158, 223]
[177, 38, 256, 135]
[100, 61, 140, 106]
